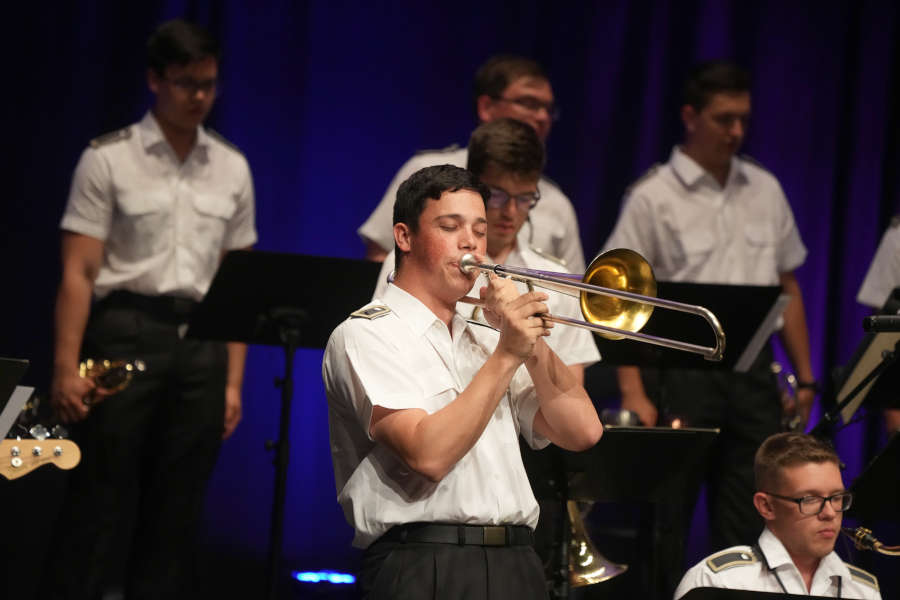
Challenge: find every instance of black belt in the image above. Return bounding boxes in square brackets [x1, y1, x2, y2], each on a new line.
[97, 290, 198, 322]
[380, 523, 534, 546]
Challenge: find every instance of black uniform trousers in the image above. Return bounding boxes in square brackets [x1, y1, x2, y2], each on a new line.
[652, 345, 781, 596]
[359, 524, 549, 600]
[48, 293, 227, 600]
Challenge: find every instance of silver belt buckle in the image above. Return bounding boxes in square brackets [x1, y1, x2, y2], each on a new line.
[483, 526, 506, 546]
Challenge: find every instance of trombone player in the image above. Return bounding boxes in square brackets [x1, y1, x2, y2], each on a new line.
[373, 118, 601, 383]
[323, 164, 603, 599]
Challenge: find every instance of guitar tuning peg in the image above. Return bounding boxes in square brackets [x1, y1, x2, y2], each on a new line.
[51, 424, 69, 439]
[29, 424, 50, 440]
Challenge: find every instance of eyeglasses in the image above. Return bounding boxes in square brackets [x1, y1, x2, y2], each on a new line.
[492, 95, 560, 121]
[765, 491, 853, 515]
[487, 186, 540, 211]
[167, 76, 218, 95]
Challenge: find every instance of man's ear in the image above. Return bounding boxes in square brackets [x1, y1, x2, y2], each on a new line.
[394, 222, 412, 253]
[476, 94, 496, 123]
[754, 492, 776, 521]
[681, 104, 697, 135]
[147, 68, 161, 94]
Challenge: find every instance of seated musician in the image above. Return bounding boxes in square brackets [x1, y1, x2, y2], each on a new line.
[674, 432, 881, 599]
[322, 164, 603, 599]
[373, 117, 600, 383]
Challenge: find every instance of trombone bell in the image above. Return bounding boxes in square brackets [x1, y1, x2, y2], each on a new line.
[581, 248, 657, 340]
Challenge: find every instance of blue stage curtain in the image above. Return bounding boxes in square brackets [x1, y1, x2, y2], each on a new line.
[2, 0, 897, 596]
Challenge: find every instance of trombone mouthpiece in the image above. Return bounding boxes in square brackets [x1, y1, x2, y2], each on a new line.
[459, 253, 478, 274]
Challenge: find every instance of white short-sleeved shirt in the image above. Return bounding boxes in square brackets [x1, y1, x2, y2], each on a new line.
[357, 145, 586, 272]
[372, 246, 600, 368]
[857, 219, 900, 308]
[322, 284, 550, 548]
[602, 147, 807, 285]
[60, 111, 257, 301]
[674, 528, 881, 599]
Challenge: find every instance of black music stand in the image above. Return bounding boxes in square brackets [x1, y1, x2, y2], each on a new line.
[187, 250, 381, 600]
[524, 425, 718, 599]
[594, 281, 785, 371]
[811, 287, 900, 439]
[681, 588, 834, 599]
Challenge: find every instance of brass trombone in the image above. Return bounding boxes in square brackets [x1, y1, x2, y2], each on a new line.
[459, 248, 726, 361]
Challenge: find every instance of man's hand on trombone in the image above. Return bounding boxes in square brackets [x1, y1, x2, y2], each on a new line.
[478, 273, 553, 363]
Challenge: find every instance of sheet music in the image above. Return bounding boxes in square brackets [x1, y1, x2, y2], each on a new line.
[733, 293, 791, 373]
[0, 386, 35, 439]
[839, 332, 900, 424]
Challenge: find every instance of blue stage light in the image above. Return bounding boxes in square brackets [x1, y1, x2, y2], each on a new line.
[292, 570, 356, 585]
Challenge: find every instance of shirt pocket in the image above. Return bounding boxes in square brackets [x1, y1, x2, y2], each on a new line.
[191, 193, 237, 246]
[743, 222, 779, 279]
[113, 190, 171, 258]
[667, 223, 716, 273]
[416, 366, 458, 412]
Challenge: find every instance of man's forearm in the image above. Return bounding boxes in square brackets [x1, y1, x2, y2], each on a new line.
[526, 339, 601, 450]
[54, 272, 94, 373]
[225, 342, 247, 389]
[779, 275, 814, 382]
[372, 349, 522, 482]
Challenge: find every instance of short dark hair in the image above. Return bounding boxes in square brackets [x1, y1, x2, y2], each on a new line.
[393, 165, 490, 265]
[682, 60, 751, 112]
[472, 54, 548, 117]
[147, 19, 220, 76]
[754, 433, 841, 492]
[467, 118, 545, 180]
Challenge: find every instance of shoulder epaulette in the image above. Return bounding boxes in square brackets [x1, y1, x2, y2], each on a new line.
[624, 163, 661, 196]
[846, 563, 879, 590]
[739, 154, 773, 175]
[415, 143, 460, 156]
[90, 127, 132, 149]
[350, 305, 391, 320]
[529, 245, 567, 268]
[705, 548, 758, 573]
[206, 129, 244, 155]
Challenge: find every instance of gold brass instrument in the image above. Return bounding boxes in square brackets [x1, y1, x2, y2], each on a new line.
[459, 249, 726, 361]
[843, 526, 900, 556]
[567, 501, 627, 586]
[79, 358, 146, 405]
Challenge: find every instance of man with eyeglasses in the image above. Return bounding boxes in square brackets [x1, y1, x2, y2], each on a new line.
[601, 62, 816, 590]
[674, 433, 881, 598]
[48, 19, 255, 599]
[359, 54, 586, 273]
[373, 118, 599, 384]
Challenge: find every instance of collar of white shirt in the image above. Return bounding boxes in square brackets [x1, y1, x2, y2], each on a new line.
[383, 282, 471, 340]
[758, 527, 849, 586]
[670, 145, 749, 190]
[137, 111, 211, 155]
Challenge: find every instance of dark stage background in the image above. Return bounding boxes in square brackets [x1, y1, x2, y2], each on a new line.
[2, 1, 899, 598]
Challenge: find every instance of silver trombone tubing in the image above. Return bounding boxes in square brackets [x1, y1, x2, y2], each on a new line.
[459, 253, 726, 362]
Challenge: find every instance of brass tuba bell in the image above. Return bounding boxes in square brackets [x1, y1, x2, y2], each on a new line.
[567, 501, 628, 586]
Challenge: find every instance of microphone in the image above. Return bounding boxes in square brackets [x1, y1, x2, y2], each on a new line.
[863, 315, 900, 332]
